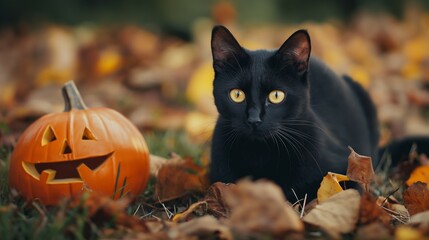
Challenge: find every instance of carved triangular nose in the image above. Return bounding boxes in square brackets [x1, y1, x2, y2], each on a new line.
[62, 140, 72, 154]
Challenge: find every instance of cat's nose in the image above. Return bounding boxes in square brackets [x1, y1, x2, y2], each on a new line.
[248, 107, 262, 129]
[247, 118, 262, 129]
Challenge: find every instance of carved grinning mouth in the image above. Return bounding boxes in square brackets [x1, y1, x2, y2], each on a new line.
[22, 152, 113, 183]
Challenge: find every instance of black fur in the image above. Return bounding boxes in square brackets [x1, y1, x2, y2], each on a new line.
[209, 26, 379, 200]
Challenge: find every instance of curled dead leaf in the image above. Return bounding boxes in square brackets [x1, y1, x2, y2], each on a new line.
[172, 201, 208, 223]
[71, 192, 148, 232]
[359, 193, 392, 225]
[410, 210, 429, 234]
[356, 222, 392, 240]
[149, 153, 182, 177]
[155, 156, 209, 202]
[303, 189, 360, 239]
[403, 182, 429, 216]
[204, 182, 235, 218]
[347, 147, 375, 191]
[168, 215, 233, 240]
[223, 179, 303, 238]
[317, 172, 349, 203]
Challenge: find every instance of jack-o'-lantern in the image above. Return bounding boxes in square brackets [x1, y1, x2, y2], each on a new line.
[9, 81, 150, 205]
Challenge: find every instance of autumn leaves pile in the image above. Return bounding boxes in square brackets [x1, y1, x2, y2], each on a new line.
[59, 146, 428, 239]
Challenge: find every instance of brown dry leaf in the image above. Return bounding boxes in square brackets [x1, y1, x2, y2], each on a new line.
[223, 179, 303, 238]
[359, 192, 392, 225]
[355, 222, 392, 240]
[418, 153, 429, 166]
[317, 172, 350, 203]
[204, 182, 236, 218]
[347, 147, 375, 191]
[212, 1, 236, 25]
[303, 189, 360, 239]
[149, 153, 182, 177]
[419, 154, 429, 165]
[406, 165, 429, 186]
[403, 182, 429, 216]
[155, 156, 209, 202]
[410, 210, 429, 229]
[72, 192, 148, 232]
[169, 215, 233, 240]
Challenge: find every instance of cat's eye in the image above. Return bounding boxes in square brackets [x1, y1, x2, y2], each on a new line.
[268, 90, 286, 104]
[229, 89, 246, 103]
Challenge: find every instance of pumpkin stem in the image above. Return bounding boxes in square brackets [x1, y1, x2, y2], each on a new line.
[62, 81, 88, 111]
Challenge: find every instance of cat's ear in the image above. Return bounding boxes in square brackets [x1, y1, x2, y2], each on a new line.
[275, 29, 311, 75]
[211, 25, 248, 72]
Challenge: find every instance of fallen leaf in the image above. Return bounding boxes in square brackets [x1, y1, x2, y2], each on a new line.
[355, 222, 392, 240]
[347, 146, 375, 191]
[223, 179, 304, 238]
[155, 156, 209, 202]
[186, 62, 213, 107]
[403, 182, 429, 216]
[359, 192, 391, 225]
[184, 112, 215, 143]
[169, 215, 233, 240]
[172, 201, 207, 223]
[213, 1, 236, 25]
[395, 226, 424, 240]
[317, 172, 349, 202]
[410, 210, 429, 229]
[204, 182, 236, 218]
[406, 165, 429, 186]
[95, 47, 122, 77]
[149, 153, 181, 177]
[303, 189, 360, 239]
[419, 154, 429, 166]
[71, 192, 148, 232]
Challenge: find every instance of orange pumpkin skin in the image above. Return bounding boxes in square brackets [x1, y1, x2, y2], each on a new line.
[9, 82, 150, 205]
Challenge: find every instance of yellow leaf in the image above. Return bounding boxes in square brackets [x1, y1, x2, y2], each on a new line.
[0, 83, 15, 107]
[395, 226, 424, 240]
[402, 62, 421, 80]
[349, 66, 370, 89]
[406, 165, 429, 186]
[317, 172, 350, 203]
[35, 68, 74, 86]
[96, 48, 122, 77]
[172, 201, 207, 222]
[184, 112, 215, 143]
[404, 37, 429, 63]
[186, 62, 214, 105]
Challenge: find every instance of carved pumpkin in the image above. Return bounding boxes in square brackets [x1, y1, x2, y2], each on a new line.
[9, 81, 150, 205]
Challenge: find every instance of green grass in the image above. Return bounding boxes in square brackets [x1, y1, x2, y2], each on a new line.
[0, 130, 204, 239]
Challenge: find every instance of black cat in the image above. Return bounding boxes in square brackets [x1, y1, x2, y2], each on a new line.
[209, 25, 379, 201]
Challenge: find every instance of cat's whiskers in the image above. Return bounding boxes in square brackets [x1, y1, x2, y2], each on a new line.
[267, 130, 289, 172]
[274, 129, 304, 166]
[281, 119, 330, 138]
[277, 127, 323, 176]
[279, 126, 322, 145]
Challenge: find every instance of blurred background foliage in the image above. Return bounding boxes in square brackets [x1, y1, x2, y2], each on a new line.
[1, 0, 428, 38]
[1, 0, 429, 151]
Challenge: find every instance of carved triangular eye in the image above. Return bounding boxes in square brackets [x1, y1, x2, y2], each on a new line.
[42, 126, 57, 146]
[82, 127, 96, 140]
